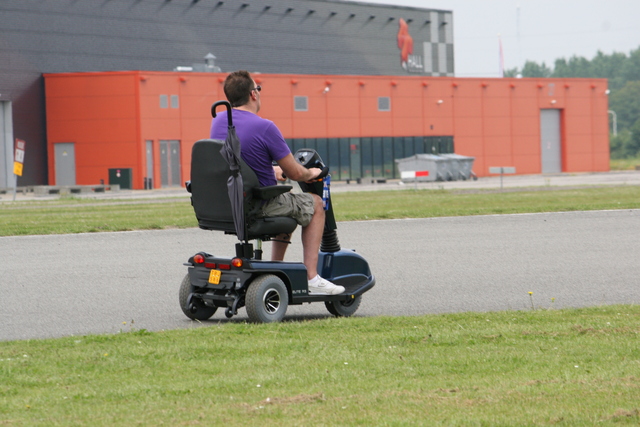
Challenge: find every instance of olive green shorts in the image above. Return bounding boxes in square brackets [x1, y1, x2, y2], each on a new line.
[260, 192, 315, 227]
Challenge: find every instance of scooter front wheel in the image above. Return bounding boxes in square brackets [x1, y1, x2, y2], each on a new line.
[325, 295, 362, 317]
[245, 274, 289, 323]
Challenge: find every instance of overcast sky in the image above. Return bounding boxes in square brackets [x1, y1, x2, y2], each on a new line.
[351, 0, 640, 77]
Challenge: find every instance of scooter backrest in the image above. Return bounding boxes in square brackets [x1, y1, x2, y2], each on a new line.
[189, 139, 260, 232]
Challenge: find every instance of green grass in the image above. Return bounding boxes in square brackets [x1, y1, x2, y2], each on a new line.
[610, 156, 640, 170]
[1, 306, 639, 425]
[333, 186, 640, 221]
[3, 186, 640, 424]
[2, 186, 640, 237]
[0, 198, 197, 236]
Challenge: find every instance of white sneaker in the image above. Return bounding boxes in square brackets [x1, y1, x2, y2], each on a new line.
[308, 275, 345, 295]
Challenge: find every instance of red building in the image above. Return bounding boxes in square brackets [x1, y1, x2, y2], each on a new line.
[44, 71, 609, 189]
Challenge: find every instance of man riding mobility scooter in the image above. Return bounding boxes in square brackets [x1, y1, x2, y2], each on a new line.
[180, 101, 375, 323]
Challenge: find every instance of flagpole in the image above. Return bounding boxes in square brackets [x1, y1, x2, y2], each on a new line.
[12, 172, 17, 201]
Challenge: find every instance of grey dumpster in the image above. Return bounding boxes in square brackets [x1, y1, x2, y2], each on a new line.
[395, 154, 450, 182]
[440, 154, 475, 180]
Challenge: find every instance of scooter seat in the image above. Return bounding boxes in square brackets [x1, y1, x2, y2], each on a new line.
[247, 216, 298, 240]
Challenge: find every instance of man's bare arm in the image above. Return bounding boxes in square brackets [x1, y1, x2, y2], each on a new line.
[276, 153, 321, 182]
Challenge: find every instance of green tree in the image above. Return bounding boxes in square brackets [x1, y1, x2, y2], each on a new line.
[553, 55, 592, 78]
[628, 118, 640, 157]
[503, 67, 520, 78]
[520, 60, 552, 77]
[621, 47, 640, 82]
[590, 51, 627, 90]
[609, 81, 640, 131]
[609, 130, 631, 159]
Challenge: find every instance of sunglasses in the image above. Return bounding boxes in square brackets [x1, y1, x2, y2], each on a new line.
[252, 85, 262, 93]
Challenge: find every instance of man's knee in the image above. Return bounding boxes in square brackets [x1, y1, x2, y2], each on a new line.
[309, 194, 325, 219]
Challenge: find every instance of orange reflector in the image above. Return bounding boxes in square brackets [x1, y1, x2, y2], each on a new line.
[231, 258, 243, 268]
[193, 254, 205, 264]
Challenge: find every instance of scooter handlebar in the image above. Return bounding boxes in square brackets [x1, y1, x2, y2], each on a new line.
[283, 148, 330, 182]
[316, 166, 330, 180]
[280, 166, 328, 182]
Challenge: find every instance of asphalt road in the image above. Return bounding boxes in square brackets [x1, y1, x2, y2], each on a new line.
[2, 209, 639, 341]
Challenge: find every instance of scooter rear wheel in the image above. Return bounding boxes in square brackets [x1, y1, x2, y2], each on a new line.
[179, 274, 217, 320]
[325, 295, 362, 317]
[245, 274, 289, 323]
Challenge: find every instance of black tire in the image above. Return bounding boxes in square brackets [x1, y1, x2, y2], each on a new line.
[179, 274, 217, 320]
[325, 295, 362, 317]
[245, 274, 289, 323]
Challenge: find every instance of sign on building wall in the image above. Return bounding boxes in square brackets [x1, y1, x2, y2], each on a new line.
[397, 18, 424, 73]
[397, 12, 454, 76]
[13, 138, 25, 177]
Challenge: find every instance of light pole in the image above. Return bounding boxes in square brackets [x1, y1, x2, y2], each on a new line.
[608, 110, 617, 136]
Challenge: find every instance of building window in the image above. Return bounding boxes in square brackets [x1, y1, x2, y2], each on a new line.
[378, 97, 391, 111]
[159, 95, 168, 109]
[170, 95, 179, 109]
[294, 96, 308, 111]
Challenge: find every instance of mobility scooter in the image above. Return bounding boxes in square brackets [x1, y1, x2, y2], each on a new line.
[180, 101, 375, 323]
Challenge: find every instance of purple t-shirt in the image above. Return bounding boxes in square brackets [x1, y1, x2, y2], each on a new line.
[210, 109, 291, 187]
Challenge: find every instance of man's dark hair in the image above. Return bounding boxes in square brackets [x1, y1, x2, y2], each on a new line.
[224, 70, 254, 107]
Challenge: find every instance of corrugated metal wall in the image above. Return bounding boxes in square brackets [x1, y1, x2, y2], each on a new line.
[44, 72, 610, 189]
